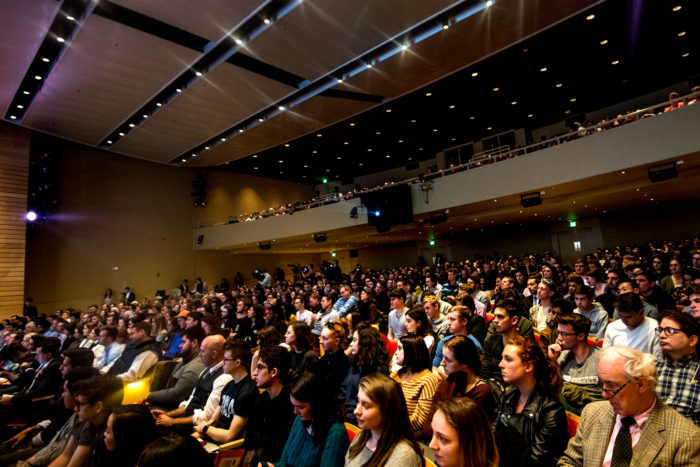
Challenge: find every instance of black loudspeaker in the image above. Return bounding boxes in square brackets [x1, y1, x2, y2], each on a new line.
[314, 233, 327, 243]
[361, 184, 413, 227]
[259, 242, 271, 250]
[648, 163, 677, 183]
[521, 192, 542, 208]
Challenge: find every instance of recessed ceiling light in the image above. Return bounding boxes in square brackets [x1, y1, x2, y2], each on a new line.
[57, 37, 65, 43]
[586, 14, 595, 20]
[337, 156, 342, 160]
[344, 141, 349, 145]
[621, 170, 626, 174]
[337, 79, 343, 84]
[425, 92, 432, 96]
[449, 105, 455, 109]
[442, 24, 449, 30]
[129, 123, 135, 128]
[359, 163, 363, 166]
[386, 109, 391, 113]
[600, 39, 608, 45]
[66, 15, 75, 21]
[264, 18, 271, 24]
[284, 143, 290, 147]
[253, 167, 258, 170]
[191, 153, 196, 157]
[469, 116, 475, 120]
[235, 38, 243, 45]
[252, 155, 258, 158]
[527, 114, 533, 118]
[492, 87, 499, 91]
[107, 140, 112, 144]
[195, 71, 202, 77]
[156, 103, 162, 107]
[176, 88, 182, 93]
[22, 91, 30, 95]
[366, 64, 372, 69]
[386, 155, 391, 158]
[258, 118, 264, 122]
[312, 150, 317, 154]
[16, 105, 23, 109]
[34, 75, 42, 80]
[611, 60, 619, 65]
[398, 139, 403, 143]
[487, 127, 492, 130]
[368, 148, 372, 152]
[682, 52, 690, 57]
[375, 131, 381, 135]
[411, 119, 416, 123]
[278, 106, 286, 111]
[181, 158, 186, 162]
[42, 57, 50, 63]
[238, 129, 244, 133]
[432, 129, 438, 132]
[349, 123, 355, 126]
[511, 101, 517, 105]
[401, 44, 408, 50]
[316, 134, 322, 137]
[221, 138, 226, 141]
[555, 83, 563, 87]
[678, 31, 686, 37]
[326, 169, 330, 172]
[303, 164, 308, 168]
[540, 67, 547, 72]
[119, 132, 125, 136]
[570, 98, 577, 102]
[142, 114, 148, 118]
[471, 72, 478, 77]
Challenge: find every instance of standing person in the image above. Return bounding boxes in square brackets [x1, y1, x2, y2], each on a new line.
[429, 398, 499, 467]
[345, 373, 423, 467]
[494, 336, 568, 466]
[266, 372, 349, 467]
[340, 324, 390, 425]
[391, 336, 440, 432]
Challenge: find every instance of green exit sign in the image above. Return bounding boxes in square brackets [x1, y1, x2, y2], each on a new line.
[569, 220, 577, 228]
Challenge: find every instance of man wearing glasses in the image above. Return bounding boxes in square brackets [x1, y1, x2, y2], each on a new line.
[548, 313, 603, 401]
[558, 346, 700, 466]
[654, 310, 700, 426]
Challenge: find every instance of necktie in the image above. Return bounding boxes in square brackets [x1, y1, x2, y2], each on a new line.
[611, 416, 636, 467]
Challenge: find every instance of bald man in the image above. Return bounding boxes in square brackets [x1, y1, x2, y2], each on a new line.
[152, 334, 232, 430]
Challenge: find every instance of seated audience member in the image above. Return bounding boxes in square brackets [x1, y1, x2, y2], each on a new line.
[345, 373, 423, 467]
[547, 314, 602, 410]
[312, 295, 339, 337]
[654, 310, 700, 426]
[293, 296, 313, 326]
[634, 270, 675, 314]
[558, 346, 700, 466]
[612, 279, 659, 320]
[244, 345, 296, 464]
[107, 321, 159, 382]
[312, 323, 350, 395]
[429, 397, 499, 467]
[573, 285, 609, 339]
[250, 326, 286, 376]
[687, 284, 700, 323]
[455, 292, 487, 337]
[423, 295, 450, 340]
[138, 432, 212, 467]
[391, 335, 440, 432]
[603, 293, 661, 359]
[0, 337, 62, 422]
[48, 374, 123, 467]
[145, 326, 206, 410]
[442, 268, 461, 299]
[481, 299, 534, 381]
[0, 367, 98, 467]
[340, 323, 390, 424]
[152, 335, 231, 430]
[529, 278, 556, 332]
[494, 336, 568, 466]
[405, 306, 436, 353]
[97, 404, 157, 467]
[162, 316, 184, 360]
[543, 299, 575, 346]
[0, 343, 36, 394]
[269, 372, 349, 467]
[193, 341, 258, 443]
[285, 322, 318, 380]
[596, 269, 624, 317]
[432, 305, 482, 378]
[333, 284, 359, 318]
[60, 348, 95, 377]
[387, 289, 409, 340]
[431, 336, 494, 429]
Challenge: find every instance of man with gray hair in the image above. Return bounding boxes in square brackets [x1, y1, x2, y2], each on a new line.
[558, 346, 700, 466]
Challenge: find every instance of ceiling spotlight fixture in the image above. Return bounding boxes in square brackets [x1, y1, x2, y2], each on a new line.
[129, 123, 135, 128]
[586, 14, 595, 20]
[486, 0, 493, 6]
[469, 116, 475, 120]
[672, 5, 681, 11]
[337, 78, 343, 83]
[235, 38, 243, 45]
[181, 158, 186, 162]
[678, 31, 686, 37]
[22, 91, 30, 95]
[221, 137, 226, 141]
[57, 37, 65, 43]
[284, 143, 290, 147]
[238, 129, 244, 133]
[42, 57, 50, 63]
[487, 126, 492, 130]
[492, 87, 499, 91]
[16, 105, 23, 109]
[555, 83, 563, 87]
[264, 18, 271, 24]
[195, 71, 202, 76]
[386, 109, 391, 113]
[425, 92, 432, 96]
[600, 39, 608, 45]
[449, 105, 455, 109]
[66, 15, 75, 21]
[204, 146, 209, 150]
[119, 132, 125, 136]
[511, 101, 517, 105]
[142, 114, 148, 118]
[442, 24, 449, 30]
[252, 155, 258, 158]
[540, 67, 547, 72]
[176, 88, 182, 93]
[527, 114, 533, 117]
[366, 64, 372, 68]
[349, 122, 356, 126]
[278, 105, 286, 111]
[682, 52, 690, 57]
[156, 102, 162, 107]
[34, 75, 42, 80]
[316, 133, 322, 137]
[106, 140, 112, 144]
[471, 72, 478, 77]
[611, 60, 619, 65]
[401, 44, 408, 50]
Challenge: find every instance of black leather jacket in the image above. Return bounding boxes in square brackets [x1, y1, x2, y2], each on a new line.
[493, 385, 568, 466]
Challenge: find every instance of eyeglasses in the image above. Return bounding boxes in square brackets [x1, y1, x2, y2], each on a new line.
[601, 381, 630, 397]
[655, 326, 684, 336]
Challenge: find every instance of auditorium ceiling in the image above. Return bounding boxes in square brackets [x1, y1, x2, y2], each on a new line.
[4, 0, 696, 185]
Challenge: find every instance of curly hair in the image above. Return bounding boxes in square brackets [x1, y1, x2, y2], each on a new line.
[352, 323, 389, 375]
[256, 326, 283, 349]
[507, 336, 562, 397]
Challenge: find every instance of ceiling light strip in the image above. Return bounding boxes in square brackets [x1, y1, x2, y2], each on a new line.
[4, 0, 95, 123]
[174, 0, 490, 164]
[97, 0, 302, 149]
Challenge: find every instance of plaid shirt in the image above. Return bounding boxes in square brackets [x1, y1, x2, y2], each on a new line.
[655, 353, 700, 427]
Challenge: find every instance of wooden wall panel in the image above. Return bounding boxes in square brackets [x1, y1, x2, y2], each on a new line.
[0, 123, 29, 318]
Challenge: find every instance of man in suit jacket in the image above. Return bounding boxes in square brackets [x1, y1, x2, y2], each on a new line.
[558, 345, 700, 466]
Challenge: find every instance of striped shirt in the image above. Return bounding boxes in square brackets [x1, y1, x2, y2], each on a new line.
[391, 369, 441, 431]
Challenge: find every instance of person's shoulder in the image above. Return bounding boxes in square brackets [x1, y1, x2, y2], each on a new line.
[389, 440, 422, 464]
[580, 400, 613, 420]
[655, 401, 700, 435]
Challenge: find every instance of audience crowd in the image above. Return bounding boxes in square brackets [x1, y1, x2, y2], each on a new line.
[2, 237, 700, 466]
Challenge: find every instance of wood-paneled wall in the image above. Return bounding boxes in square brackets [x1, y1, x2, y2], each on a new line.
[0, 123, 29, 318]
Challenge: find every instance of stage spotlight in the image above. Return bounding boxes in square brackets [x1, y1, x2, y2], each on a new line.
[25, 211, 37, 222]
